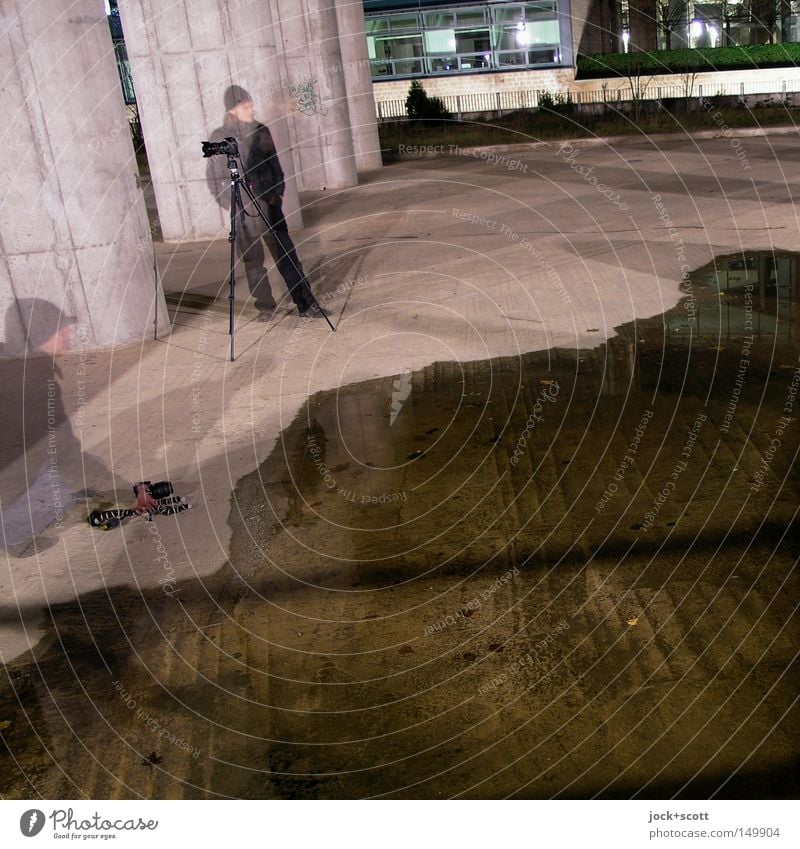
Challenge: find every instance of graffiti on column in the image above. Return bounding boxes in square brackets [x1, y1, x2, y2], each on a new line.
[290, 80, 332, 116]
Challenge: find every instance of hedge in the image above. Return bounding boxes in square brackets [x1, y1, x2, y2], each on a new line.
[577, 43, 800, 78]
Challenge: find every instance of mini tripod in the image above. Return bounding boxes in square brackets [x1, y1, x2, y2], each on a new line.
[88, 481, 191, 531]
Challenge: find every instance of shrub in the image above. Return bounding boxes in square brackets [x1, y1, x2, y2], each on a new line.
[538, 90, 574, 114]
[405, 80, 453, 123]
[577, 43, 800, 78]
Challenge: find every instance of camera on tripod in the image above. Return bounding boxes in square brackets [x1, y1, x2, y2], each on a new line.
[202, 137, 239, 158]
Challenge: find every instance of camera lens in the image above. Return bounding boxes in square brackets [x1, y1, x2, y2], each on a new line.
[150, 481, 174, 500]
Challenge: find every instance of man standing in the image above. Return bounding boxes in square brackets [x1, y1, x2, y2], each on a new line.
[207, 85, 320, 320]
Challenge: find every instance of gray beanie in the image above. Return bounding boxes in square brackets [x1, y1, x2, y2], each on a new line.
[224, 85, 252, 112]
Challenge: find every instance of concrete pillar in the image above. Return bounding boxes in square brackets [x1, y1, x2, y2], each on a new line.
[118, 0, 303, 241]
[270, 0, 358, 192]
[571, 0, 619, 57]
[0, 0, 168, 356]
[334, 0, 383, 173]
[628, 0, 658, 53]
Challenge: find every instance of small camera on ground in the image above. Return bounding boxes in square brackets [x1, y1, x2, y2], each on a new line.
[133, 481, 173, 501]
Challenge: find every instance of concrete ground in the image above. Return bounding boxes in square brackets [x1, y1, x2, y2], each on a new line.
[1, 132, 798, 798]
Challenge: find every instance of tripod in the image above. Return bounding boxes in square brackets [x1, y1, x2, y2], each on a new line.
[224, 153, 335, 361]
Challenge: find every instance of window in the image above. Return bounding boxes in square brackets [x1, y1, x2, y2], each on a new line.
[429, 56, 461, 72]
[496, 51, 528, 67]
[390, 14, 420, 30]
[365, 17, 389, 35]
[456, 9, 488, 26]
[455, 28, 492, 53]
[528, 47, 560, 64]
[492, 4, 526, 24]
[528, 20, 560, 43]
[366, 1, 565, 79]
[525, 1, 558, 21]
[424, 11, 455, 27]
[494, 25, 527, 52]
[424, 29, 457, 52]
[374, 33, 424, 61]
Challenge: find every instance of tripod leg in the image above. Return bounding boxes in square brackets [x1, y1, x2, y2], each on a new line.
[238, 177, 336, 332]
[228, 173, 241, 361]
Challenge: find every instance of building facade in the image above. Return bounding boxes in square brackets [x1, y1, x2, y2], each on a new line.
[363, 0, 800, 84]
[623, 0, 800, 52]
[363, 1, 576, 78]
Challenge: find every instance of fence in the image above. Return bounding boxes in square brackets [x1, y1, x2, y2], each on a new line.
[375, 76, 800, 121]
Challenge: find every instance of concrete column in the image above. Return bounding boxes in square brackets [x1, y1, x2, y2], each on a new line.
[334, 0, 383, 173]
[118, 0, 303, 241]
[628, 0, 658, 53]
[0, 0, 168, 356]
[270, 0, 358, 192]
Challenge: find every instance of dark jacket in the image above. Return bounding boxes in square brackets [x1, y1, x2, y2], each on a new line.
[207, 117, 285, 211]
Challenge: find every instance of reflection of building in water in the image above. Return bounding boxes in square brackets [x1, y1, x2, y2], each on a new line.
[672, 252, 798, 344]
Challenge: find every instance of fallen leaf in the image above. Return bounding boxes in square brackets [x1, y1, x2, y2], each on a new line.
[489, 643, 505, 653]
[0, 720, 11, 731]
[626, 616, 639, 626]
[398, 645, 414, 656]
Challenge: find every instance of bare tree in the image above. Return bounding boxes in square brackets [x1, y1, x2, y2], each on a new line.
[658, 0, 688, 50]
[718, 0, 739, 46]
[625, 57, 655, 125]
[681, 70, 699, 110]
[749, 0, 779, 43]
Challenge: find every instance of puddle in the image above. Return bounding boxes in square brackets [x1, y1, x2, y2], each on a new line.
[2, 252, 798, 799]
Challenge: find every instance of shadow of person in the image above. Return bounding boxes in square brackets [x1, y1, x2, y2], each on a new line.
[0, 299, 110, 558]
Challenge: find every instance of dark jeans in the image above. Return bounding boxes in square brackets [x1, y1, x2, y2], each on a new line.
[238, 197, 310, 310]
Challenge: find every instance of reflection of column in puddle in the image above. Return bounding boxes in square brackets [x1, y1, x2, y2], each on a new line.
[319, 381, 408, 508]
[284, 417, 327, 525]
[600, 341, 616, 398]
[601, 337, 639, 398]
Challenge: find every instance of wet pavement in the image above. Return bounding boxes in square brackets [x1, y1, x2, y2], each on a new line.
[1, 252, 797, 799]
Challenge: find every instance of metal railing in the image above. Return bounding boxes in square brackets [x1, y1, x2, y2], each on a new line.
[375, 76, 800, 120]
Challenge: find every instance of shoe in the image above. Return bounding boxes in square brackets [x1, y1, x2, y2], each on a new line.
[298, 301, 329, 318]
[257, 309, 276, 322]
